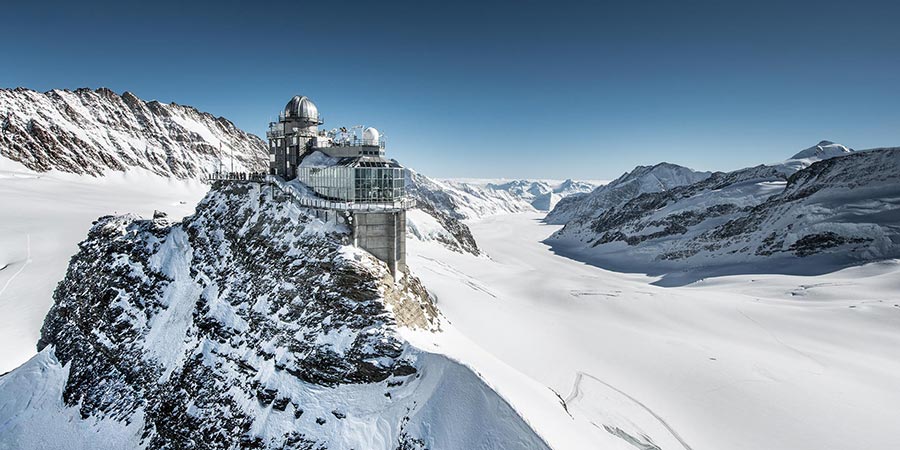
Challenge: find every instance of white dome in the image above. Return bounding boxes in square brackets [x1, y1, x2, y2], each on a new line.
[284, 95, 320, 123]
[363, 127, 380, 145]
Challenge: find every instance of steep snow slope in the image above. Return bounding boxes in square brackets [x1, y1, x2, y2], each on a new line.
[546, 162, 711, 225]
[407, 212, 900, 450]
[0, 182, 549, 449]
[0, 87, 267, 178]
[548, 147, 900, 284]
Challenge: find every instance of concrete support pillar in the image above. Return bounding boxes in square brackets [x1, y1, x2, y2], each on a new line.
[351, 210, 407, 279]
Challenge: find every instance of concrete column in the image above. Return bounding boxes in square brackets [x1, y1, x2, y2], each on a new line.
[351, 211, 406, 279]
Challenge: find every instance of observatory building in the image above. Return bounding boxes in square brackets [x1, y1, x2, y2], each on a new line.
[266, 95, 411, 277]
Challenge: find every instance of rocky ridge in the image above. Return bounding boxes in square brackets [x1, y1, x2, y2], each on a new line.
[0, 87, 267, 177]
[545, 162, 712, 225]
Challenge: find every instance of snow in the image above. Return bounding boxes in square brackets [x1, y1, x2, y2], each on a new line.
[407, 212, 900, 450]
[406, 209, 455, 243]
[0, 161, 207, 373]
[223, 348, 551, 449]
[143, 227, 203, 382]
[790, 140, 853, 160]
[0, 348, 146, 449]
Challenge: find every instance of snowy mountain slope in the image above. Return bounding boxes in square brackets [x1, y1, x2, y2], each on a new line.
[545, 162, 712, 225]
[774, 139, 855, 175]
[548, 146, 900, 283]
[0, 182, 549, 449]
[404, 170, 595, 255]
[0, 87, 268, 178]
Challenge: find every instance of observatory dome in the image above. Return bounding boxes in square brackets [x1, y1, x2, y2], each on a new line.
[363, 127, 380, 145]
[284, 95, 320, 122]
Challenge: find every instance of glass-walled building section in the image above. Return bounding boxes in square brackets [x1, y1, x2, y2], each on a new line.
[296, 167, 354, 201]
[354, 167, 404, 202]
[297, 164, 406, 203]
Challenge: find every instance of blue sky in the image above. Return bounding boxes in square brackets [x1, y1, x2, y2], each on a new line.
[2, 0, 898, 180]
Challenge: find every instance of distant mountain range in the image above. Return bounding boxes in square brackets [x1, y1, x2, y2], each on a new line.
[546, 141, 900, 283]
[546, 162, 712, 225]
[405, 172, 597, 254]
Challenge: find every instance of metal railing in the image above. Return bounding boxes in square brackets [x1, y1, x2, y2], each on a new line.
[320, 136, 386, 149]
[268, 175, 414, 212]
[203, 173, 415, 211]
[205, 172, 267, 182]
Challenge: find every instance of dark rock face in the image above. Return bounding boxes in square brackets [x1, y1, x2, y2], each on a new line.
[788, 232, 872, 257]
[36, 182, 439, 449]
[0, 87, 267, 178]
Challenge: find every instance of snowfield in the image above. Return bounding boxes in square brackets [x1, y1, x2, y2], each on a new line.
[0, 160, 208, 373]
[407, 212, 900, 450]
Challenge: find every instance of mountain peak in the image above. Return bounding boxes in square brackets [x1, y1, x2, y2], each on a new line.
[790, 141, 853, 161]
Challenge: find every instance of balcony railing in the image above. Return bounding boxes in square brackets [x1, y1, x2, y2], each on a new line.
[315, 136, 386, 149]
[268, 175, 413, 212]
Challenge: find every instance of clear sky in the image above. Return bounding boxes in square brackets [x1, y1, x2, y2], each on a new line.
[2, 0, 898, 180]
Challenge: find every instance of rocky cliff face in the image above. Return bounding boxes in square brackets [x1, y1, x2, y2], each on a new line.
[0, 87, 267, 177]
[548, 147, 900, 279]
[0, 182, 548, 449]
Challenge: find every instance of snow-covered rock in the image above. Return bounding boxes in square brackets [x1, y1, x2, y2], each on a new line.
[548, 146, 900, 281]
[0, 182, 549, 449]
[0, 87, 267, 178]
[546, 162, 712, 225]
[405, 170, 482, 255]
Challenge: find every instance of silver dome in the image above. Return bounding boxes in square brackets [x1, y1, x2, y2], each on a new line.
[284, 95, 320, 123]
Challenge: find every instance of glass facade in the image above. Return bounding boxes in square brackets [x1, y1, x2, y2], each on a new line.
[354, 167, 405, 202]
[297, 166, 406, 202]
